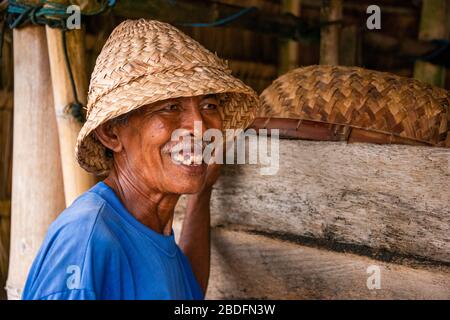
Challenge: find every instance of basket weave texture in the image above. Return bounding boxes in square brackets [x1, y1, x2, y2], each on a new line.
[259, 65, 450, 147]
[76, 19, 259, 175]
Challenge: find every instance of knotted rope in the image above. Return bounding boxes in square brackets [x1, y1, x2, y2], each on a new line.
[1, 0, 116, 123]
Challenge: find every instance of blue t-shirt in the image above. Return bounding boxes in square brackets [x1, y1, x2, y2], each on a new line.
[22, 182, 204, 300]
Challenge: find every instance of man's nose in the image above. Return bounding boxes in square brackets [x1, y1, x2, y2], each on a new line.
[182, 103, 207, 138]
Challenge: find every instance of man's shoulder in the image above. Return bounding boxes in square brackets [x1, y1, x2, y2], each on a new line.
[48, 186, 117, 243]
[22, 187, 125, 300]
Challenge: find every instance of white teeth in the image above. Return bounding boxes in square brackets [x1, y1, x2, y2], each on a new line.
[194, 154, 202, 165]
[172, 152, 203, 166]
[182, 156, 191, 166]
[173, 153, 184, 164]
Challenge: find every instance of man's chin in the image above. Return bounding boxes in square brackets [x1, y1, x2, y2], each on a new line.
[164, 165, 207, 194]
[170, 181, 206, 195]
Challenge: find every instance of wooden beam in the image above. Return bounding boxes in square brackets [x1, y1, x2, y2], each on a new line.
[46, 22, 96, 206]
[414, 0, 448, 87]
[319, 0, 342, 65]
[6, 21, 66, 299]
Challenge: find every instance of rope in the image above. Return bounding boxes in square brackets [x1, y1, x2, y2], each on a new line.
[419, 39, 450, 68]
[180, 6, 258, 28]
[61, 29, 84, 122]
[2, 1, 116, 123]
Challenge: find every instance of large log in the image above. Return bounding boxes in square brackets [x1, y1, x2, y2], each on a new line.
[46, 25, 96, 206]
[6, 25, 66, 300]
[208, 140, 450, 264]
[200, 228, 450, 299]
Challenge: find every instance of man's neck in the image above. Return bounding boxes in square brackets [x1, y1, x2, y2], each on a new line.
[104, 169, 180, 236]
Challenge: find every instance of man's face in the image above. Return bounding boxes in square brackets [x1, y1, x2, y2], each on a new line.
[105, 94, 222, 194]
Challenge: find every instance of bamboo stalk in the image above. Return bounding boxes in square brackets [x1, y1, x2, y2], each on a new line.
[413, 0, 448, 87]
[6, 24, 66, 300]
[0, 91, 12, 301]
[278, 0, 301, 75]
[339, 24, 361, 66]
[319, 0, 342, 65]
[45, 25, 96, 206]
[0, 25, 13, 301]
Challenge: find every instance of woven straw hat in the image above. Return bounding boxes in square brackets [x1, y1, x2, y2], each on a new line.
[76, 19, 259, 175]
[259, 65, 450, 147]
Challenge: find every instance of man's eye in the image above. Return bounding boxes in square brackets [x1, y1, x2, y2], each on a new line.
[202, 103, 218, 110]
[164, 104, 180, 111]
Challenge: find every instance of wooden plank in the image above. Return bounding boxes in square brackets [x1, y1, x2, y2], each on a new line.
[6, 24, 66, 300]
[195, 140, 450, 264]
[413, 0, 448, 87]
[196, 228, 450, 299]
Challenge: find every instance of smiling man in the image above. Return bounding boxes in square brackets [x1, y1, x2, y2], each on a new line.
[22, 19, 258, 300]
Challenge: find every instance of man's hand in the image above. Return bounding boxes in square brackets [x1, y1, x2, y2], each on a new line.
[202, 163, 222, 192]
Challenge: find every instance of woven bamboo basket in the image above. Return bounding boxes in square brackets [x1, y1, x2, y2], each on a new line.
[254, 65, 450, 147]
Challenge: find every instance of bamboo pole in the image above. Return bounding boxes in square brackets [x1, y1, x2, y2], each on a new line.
[0, 25, 13, 301]
[339, 24, 360, 66]
[6, 23, 66, 299]
[46, 24, 96, 206]
[278, 0, 301, 75]
[413, 0, 448, 87]
[319, 0, 342, 65]
[0, 90, 13, 300]
[0, 89, 13, 300]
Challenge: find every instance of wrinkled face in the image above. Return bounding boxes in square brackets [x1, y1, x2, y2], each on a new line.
[97, 94, 222, 194]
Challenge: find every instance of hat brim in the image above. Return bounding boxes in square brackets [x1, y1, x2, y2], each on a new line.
[76, 66, 259, 175]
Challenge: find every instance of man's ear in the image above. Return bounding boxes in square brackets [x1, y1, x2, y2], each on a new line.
[94, 122, 123, 153]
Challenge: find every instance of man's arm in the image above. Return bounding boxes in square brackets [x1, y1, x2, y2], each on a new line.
[178, 163, 220, 296]
[178, 187, 212, 295]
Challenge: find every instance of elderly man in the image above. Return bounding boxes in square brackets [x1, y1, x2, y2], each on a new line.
[22, 19, 258, 300]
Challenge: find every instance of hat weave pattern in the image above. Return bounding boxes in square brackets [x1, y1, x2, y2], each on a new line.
[76, 19, 259, 175]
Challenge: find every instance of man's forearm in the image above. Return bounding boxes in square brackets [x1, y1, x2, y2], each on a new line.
[178, 187, 212, 296]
